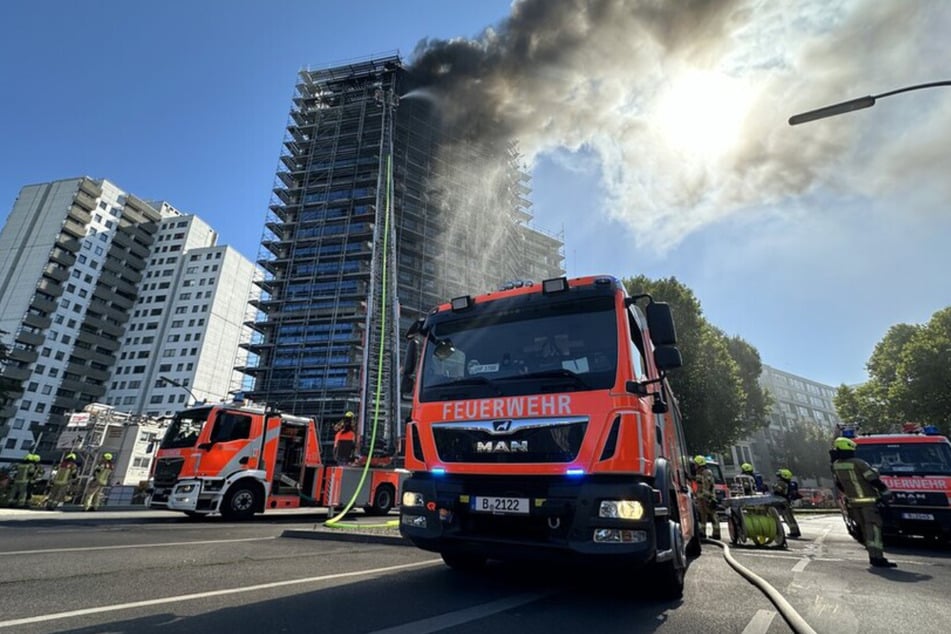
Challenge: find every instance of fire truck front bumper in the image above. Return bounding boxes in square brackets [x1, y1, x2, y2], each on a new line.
[167, 479, 206, 512]
[398, 474, 666, 566]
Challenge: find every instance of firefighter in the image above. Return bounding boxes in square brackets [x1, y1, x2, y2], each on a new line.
[333, 412, 357, 464]
[739, 462, 767, 495]
[694, 455, 721, 539]
[772, 467, 802, 538]
[84, 453, 114, 511]
[831, 436, 896, 568]
[47, 453, 79, 509]
[9, 453, 41, 508]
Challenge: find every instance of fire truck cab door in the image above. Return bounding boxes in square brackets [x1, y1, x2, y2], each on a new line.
[197, 410, 256, 477]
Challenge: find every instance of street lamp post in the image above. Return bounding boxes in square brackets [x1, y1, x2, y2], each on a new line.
[789, 81, 951, 125]
[159, 376, 201, 406]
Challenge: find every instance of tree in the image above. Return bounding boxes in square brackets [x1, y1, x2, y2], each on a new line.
[773, 420, 834, 483]
[623, 276, 770, 454]
[835, 307, 951, 435]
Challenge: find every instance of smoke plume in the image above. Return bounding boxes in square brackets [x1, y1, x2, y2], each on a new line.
[408, 0, 951, 251]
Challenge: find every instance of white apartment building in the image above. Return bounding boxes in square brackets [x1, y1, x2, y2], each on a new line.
[102, 208, 260, 417]
[0, 178, 260, 466]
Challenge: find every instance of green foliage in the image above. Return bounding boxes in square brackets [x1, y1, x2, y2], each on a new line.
[772, 420, 835, 482]
[623, 275, 770, 454]
[835, 307, 951, 435]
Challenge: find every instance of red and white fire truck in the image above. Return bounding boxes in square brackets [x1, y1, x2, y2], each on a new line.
[148, 401, 407, 520]
[845, 424, 951, 542]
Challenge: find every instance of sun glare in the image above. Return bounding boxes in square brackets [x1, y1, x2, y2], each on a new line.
[655, 69, 750, 160]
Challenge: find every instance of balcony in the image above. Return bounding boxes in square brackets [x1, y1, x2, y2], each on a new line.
[22, 312, 51, 330]
[62, 218, 86, 239]
[42, 263, 69, 282]
[67, 203, 92, 225]
[79, 177, 102, 199]
[124, 194, 160, 222]
[55, 234, 81, 253]
[7, 347, 38, 365]
[74, 190, 97, 212]
[49, 247, 76, 268]
[30, 294, 57, 314]
[36, 278, 64, 298]
[15, 330, 44, 347]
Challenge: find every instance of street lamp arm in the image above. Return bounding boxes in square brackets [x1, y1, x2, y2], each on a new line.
[159, 375, 201, 404]
[789, 80, 951, 125]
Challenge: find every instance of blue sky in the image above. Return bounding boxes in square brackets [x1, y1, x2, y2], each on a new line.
[2, 1, 950, 388]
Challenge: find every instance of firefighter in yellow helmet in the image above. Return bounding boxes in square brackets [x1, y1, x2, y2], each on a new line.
[333, 412, 357, 464]
[47, 453, 79, 509]
[693, 455, 721, 539]
[84, 453, 115, 511]
[9, 453, 42, 508]
[831, 436, 896, 568]
[772, 467, 802, 538]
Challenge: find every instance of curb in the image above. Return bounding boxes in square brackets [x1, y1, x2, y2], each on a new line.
[281, 526, 410, 546]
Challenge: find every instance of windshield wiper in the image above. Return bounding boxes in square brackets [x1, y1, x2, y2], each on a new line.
[498, 369, 592, 389]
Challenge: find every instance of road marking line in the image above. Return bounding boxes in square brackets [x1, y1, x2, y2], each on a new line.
[0, 559, 442, 628]
[0, 536, 275, 556]
[742, 609, 776, 634]
[368, 593, 548, 634]
[791, 558, 809, 572]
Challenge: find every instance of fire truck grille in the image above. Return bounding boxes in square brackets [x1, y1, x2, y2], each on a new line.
[433, 418, 587, 463]
[153, 457, 185, 488]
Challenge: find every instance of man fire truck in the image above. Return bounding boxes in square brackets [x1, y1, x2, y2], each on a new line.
[398, 275, 698, 599]
[840, 423, 951, 543]
[149, 400, 406, 520]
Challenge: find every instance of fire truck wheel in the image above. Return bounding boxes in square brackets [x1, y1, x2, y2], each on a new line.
[363, 484, 395, 516]
[686, 509, 702, 557]
[441, 552, 487, 571]
[221, 482, 259, 521]
[652, 521, 686, 600]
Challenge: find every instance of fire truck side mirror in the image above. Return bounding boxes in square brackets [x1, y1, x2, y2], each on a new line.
[646, 302, 677, 347]
[401, 338, 418, 400]
[654, 345, 683, 372]
[197, 442, 214, 451]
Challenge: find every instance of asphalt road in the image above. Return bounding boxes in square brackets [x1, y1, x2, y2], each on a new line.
[0, 509, 948, 633]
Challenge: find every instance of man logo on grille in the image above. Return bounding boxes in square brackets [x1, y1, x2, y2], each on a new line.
[493, 420, 513, 433]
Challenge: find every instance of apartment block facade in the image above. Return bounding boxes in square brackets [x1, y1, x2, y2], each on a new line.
[242, 54, 564, 451]
[0, 178, 259, 465]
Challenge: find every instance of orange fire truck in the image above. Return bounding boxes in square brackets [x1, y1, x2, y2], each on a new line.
[398, 275, 698, 598]
[843, 424, 951, 542]
[148, 401, 406, 520]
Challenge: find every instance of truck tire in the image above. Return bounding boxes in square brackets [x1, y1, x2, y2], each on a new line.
[221, 482, 259, 521]
[653, 521, 686, 600]
[363, 484, 395, 516]
[441, 552, 487, 571]
[686, 508, 702, 557]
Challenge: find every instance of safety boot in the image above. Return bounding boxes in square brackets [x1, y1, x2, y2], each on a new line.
[870, 557, 897, 568]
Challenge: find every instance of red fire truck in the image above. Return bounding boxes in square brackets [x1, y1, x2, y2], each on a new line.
[148, 401, 406, 520]
[397, 275, 698, 598]
[845, 424, 951, 542]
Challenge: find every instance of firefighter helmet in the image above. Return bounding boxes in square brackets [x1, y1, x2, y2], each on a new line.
[741, 462, 754, 474]
[833, 437, 856, 451]
[30, 453, 41, 462]
[344, 411, 354, 418]
[66, 453, 77, 461]
[777, 468, 793, 480]
[693, 455, 706, 466]
[102, 453, 113, 461]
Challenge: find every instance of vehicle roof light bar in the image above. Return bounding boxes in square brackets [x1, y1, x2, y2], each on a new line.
[542, 277, 568, 294]
[450, 296, 471, 311]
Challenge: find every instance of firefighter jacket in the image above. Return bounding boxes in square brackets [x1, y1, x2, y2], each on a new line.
[13, 462, 39, 484]
[93, 463, 114, 486]
[698, 466, 717, 502]
[52, 461, 78, 486]
[833, 457, 887, 506]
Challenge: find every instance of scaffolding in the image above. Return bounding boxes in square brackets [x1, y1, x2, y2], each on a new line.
[242, 53, 565, 456]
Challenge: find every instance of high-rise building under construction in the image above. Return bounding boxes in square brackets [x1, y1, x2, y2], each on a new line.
[242, 54, 563, 453]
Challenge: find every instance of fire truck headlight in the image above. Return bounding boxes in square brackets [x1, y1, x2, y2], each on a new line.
[402, 491, 425, 507]
[599, 500, 644, 520]
[177, 484, 196, 493]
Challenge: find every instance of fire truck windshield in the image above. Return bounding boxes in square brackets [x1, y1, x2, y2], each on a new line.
[856, 441, 951, 476]
[160, 408, 211, 449]
[419, 295, 618, 402]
